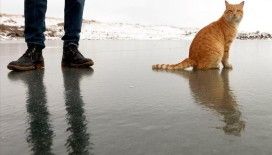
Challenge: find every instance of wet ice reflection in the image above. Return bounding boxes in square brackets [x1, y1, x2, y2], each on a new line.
[155, 69, 245, 136]
[1, 40, 271, 155]
[8, 70, 54, 154]
[62, 68, 93, 155]
[7, 68, 94, 154]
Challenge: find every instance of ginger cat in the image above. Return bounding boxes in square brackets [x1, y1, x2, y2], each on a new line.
[153, 1, 244, 70]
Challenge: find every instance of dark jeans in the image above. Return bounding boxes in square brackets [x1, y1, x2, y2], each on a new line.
[24, 0, 85, 49]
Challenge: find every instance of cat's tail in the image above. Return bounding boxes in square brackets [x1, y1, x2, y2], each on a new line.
[152, 58, 195, 70]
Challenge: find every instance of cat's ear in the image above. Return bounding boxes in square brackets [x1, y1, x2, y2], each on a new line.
[225, 1, 230, 7]
[240, 1, 245, 7]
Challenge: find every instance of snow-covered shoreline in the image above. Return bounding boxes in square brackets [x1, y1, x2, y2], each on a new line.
[1, 14, 271, 40]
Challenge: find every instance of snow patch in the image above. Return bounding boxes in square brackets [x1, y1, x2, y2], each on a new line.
[1, 14, 271, 41]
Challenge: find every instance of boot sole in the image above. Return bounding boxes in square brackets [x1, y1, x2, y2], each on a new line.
[62, 61, 94, 68]
[7, 63, 44, 71]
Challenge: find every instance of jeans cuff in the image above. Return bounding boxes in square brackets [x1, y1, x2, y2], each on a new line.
[63, 41, 79, 48]
[27, 42, 45, 49]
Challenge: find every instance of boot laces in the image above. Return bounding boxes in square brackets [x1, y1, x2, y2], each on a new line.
[68, 45, 84, 57]
[23, 47, 36, 60]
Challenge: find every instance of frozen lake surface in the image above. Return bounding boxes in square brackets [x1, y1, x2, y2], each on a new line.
[0, 40, 272, 155]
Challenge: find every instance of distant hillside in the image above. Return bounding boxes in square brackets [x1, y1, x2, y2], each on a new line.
[1, 14, 271, 40]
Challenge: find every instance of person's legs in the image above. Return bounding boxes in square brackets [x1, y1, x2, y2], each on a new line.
[62, 0, 85, 46]
[25, 0, 47, 48]
[61, 0, 93, 68]
[7, 0, 47, 71]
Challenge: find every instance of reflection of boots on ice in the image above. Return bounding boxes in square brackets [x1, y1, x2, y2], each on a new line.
[8, 70, 54, 154]
[62, 68, 94, 154]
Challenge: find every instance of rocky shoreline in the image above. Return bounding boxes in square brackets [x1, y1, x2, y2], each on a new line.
[1, 14, 271, 40]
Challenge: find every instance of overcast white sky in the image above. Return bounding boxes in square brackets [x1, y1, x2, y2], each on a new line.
[0, 0, 271, 32]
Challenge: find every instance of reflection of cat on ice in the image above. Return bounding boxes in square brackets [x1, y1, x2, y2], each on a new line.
[169, 69, 245, 136]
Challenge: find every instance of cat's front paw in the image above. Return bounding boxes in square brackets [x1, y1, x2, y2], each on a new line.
[223, 64, 233, 69]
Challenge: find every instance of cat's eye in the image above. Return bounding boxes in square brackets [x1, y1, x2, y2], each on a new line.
[227, 10, 233, 13]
